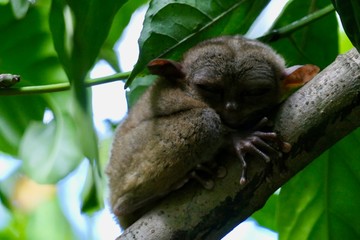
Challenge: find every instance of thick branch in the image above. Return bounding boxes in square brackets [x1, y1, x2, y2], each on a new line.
[118, 48, 360, 240]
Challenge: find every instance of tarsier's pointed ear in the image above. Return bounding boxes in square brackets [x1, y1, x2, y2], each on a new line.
[282, 64, 320, 91]
[147, 59, 185, 79]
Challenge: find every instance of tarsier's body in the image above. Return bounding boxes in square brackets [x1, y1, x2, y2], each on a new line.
[106, 36, 319, 228]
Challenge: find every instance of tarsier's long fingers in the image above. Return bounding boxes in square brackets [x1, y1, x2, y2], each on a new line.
[252, 118, 292, 153]
[253, 117, 272, 129]
[234, 148, 247, 185]
[234, 137, 275, 185]
[232, 117, 293, 185]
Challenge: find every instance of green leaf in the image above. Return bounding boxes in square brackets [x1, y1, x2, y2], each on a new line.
[80, 161, 104, 213]
[278, 130, 360, 240]
[252, 193, 278, 232]
[127, 0, 271, 87]
[50, 0, 127, 81]
[269, 0, 338, 69]
[0, 96, 46, 156]
[27, 198, 76, 240]
[332, 0, 360, 52]
[0, 187, 12, 210]
[20, 111, 83, 184]
[0, 2, 68, 156]
[0, 0, 9, 5]
[49, 1, 127, 206]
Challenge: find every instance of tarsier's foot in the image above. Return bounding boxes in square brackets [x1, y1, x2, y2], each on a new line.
[232, 117, 291, 185]
[189, 163, 227, 190]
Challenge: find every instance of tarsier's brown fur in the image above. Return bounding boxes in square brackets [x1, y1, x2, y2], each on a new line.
[106, 35, 319, 228]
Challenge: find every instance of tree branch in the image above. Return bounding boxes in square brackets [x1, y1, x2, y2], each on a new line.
[117, 48, 360, 239]
[259, 4, 335, 42]
[0, 71, 130, 96]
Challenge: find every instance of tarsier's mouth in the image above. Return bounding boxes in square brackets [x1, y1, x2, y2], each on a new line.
[221, 116, 249, 129]
[220, 112, 266, 130]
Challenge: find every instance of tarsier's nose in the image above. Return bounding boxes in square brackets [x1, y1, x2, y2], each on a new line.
[225, 101, 238, 111]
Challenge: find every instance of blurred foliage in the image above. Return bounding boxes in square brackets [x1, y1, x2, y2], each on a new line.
[0, 0, 359, 239]
[332, 0, 360, 52]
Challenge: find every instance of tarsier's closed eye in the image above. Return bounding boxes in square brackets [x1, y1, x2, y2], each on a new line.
[196, 83, 223, 95]
[243, 87, 271, 97]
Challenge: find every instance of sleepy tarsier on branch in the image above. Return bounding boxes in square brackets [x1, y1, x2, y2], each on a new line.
[106, 35, 319, 228]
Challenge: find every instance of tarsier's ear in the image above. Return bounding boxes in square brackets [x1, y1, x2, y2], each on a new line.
[282, 64, 320, 91]
[147, 59, 185, 79]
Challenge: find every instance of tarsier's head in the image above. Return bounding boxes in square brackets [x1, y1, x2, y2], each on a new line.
[148, 35, 319, 129]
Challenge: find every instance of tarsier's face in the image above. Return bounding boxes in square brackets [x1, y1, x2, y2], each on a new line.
[182, 37, 285, 128]
[189, 62, 281, 128]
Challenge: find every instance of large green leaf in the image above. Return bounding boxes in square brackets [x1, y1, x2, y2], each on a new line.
[19, 95, 83, 184]
[332, 0, 360, 51]
[49, 0, 127, 210]
[0, 2, 67, 156]
[50, 0, 127, 81]
[278, 129, 360, 240]
[27, 198, 76, 240]
[251, 193, 279, 232]
[127, 0, 271, 86]
[269, 0, 338, 69]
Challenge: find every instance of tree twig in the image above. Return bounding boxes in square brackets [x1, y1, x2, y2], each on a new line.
[259, 4, 335, 42]
[0, 71, 130, 96]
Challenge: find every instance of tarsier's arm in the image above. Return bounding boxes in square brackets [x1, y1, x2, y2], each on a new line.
[106, 35, 319, 229]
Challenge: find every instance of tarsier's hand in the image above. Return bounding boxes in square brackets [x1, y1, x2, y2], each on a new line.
[232, 117, 291, 185]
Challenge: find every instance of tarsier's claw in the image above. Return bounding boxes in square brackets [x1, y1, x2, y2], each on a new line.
[281, 142, 292, 153]
[240, 176, 246, 185]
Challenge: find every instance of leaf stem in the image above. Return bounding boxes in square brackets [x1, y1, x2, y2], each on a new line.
[0, 71, 131, 96]
[259, 4, 335, 42]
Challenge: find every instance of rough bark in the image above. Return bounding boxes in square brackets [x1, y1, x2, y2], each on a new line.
[117, 48, 360, 240]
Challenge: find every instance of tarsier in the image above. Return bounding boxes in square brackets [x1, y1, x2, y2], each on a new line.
[106, 35, 319, 228]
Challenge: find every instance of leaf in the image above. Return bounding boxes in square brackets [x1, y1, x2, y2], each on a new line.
[0, 0, 9, 5]
[269, 0, 338, 69]
[27, 198, 76, 240]
[49, 0, 127, 153]
[50, 0, 127, 81]
[127, 0, 271, 87]
[0, 2, 68, 156]
[49, 0, 127, 207]
[0, 187, 12, 210]
[332, 0, 360, 52]
[0, 96, 46, 155]
[278, 130, 360, 240]
[20, 111, 83, 184]
[251, 193, 278, 232]
[80, 161, 104, 213]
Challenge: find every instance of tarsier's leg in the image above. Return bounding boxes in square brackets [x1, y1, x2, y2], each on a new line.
[232, 117, 291, 185]
[172, 163, 227, 190]
[190, 164, 227, 189]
